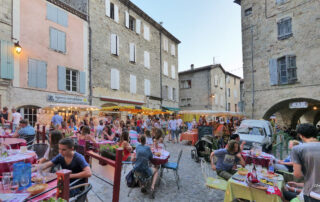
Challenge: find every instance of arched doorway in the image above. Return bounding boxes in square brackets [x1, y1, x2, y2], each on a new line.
[17, 105, 40, 126]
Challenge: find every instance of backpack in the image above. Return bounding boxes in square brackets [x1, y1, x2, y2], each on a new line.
[126, 169, 138, 188]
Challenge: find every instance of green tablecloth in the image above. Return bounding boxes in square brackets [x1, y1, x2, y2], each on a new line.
[224, 174, 284, 202]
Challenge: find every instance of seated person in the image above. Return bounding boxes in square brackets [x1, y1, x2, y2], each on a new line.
[132, 135, 157, 198]
[283, 181, 304, 202]
[13, 119, 35, 145]
[129, 126, 139, 146]
[118, 131, 132, 161]
[210, 140, 245, 180]
[145, 130, 153, 145]
[275, 140, 300, 172]
[78, 126, 96, 146]
[153, 129, 164, 149]
[37, 138, 92, 196]
[68, 121, 78, 132]
[103, 126, 115, 141]
[37, 130, 63, 164]
[229, 134, 246, 152]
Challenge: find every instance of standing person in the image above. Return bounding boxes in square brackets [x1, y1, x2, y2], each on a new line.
[51, 111, 63, 127]
[291, 123, 320, 202]
[68, 112, 77, 125]
[83, 114, 89, 126]
[146, 116, 152, 131]
[154, 118, 161, 129]
[129, 126, 139, 146]
[176, 115, 183, 143]
[168, 116, 177, 143]
[160, 117, 168, 138]
[96, 120, 104, 139]
[1, 107, 9, 123]
[11, 107, 22, 132]
[136, 117, 142, 134]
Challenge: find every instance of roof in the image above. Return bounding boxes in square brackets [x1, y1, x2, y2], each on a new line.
[234, 0, 241, 5]
[178, 64, 226, 75]
[226, 71, 242, 79]
[119, 0, 180, 44]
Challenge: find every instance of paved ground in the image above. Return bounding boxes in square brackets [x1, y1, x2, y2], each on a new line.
[87, 138, 225, 202]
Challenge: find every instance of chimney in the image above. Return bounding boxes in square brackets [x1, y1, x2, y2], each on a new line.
[191, 64, 194, 70]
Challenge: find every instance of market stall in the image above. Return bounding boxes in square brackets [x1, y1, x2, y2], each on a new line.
[179, 110, 245, 122]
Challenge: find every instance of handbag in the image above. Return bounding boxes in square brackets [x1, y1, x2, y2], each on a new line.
[126, 169, 138, 188]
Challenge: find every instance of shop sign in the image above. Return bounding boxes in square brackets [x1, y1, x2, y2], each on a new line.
[47, 94, 88, 105]
[289, 102, 308, 109]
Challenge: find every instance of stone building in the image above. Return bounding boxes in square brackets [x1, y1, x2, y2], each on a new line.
[179, 64, 241, 112]
[89, 0, 180, 111]
[235, 0, 320, 127]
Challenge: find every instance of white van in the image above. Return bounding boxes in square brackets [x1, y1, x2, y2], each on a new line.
[236, 120, 274, 153]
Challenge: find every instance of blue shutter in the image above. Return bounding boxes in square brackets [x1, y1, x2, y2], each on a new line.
[58, 66, 66, 91]
[37, 61, 47, 89]
[79, 71, 86, 94]
[28, 59, 37, 87]
[0, 40, 14, 79]
[50, 28, 58, 50]
[47, 3, 58, 23]
[269, 59, 278, 85]
[57, 9, 68, 27]
[58, 31, 66, 53]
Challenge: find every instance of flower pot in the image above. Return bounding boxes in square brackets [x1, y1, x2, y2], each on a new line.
[100, 150, 116, 160]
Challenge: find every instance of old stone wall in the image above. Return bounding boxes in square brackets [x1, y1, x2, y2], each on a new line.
[0, 0, 12, 41]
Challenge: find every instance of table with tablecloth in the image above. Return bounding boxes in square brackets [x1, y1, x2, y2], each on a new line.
[241, 150, 275, 168]
[224, 173, 284, 202]
[150, 150, 170, 166]
[0, 150, 37, 176]
[180, 130, 198, 146]
[3, 138, 27, 149]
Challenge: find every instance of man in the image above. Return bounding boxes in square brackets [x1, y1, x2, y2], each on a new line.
[51, 111, 63, 127]
[129, 126, 139, 146]
[176, 115, 183, 143]
[153, 118, 161, 129]
[37, 138, 92, 196]
[291, 123, 320, 202]
[210, 140, 245, 180]
[168, 116, 177, 143]
[11, 107, 22, 132]
[13, 119, 35, 145]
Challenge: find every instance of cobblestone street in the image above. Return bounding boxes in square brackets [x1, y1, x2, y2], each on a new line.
[88, 138, 225, 202]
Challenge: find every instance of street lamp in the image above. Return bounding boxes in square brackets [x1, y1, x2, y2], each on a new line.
[14, 41, 22, 54]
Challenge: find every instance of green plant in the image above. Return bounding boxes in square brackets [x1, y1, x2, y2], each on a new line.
[41, 197, 67, 202]
[100, 144, 119, 154]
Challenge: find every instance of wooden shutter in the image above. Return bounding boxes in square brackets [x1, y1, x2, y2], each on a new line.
[111, 69, 116, 89]
[171, 44, 175, 56]
[164, 61, 168, 76]
[269, 58, 278, 85]
[125, 11, 129, 28]
[116, 35, 119, 56]
[114, 5, 119, 23]
[0, 40, 14, 79]
[144, 25, 149, 40]
[47, 3, 58, 23]
[115, 69, 120, 89]
[144, 51, 150, 68]
[37, 60, 47, 89]
[136, 19, 141, 34]
[28, 59, 37, 87]
[50, 28, 58, 51]
[171, 65, 175, 79]
[105, 0, 110, 17]
[111, 34, 116, 54]
[130, 75, 136, 94]
[129, 43, 135, 62]
[57, 9, 68, 27]
[57, 66, 66, 91]
[58, 30, 66, 53]
[79, 71, 86, 94]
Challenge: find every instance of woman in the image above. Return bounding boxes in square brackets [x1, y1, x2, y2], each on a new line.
[89, 117, 95, 132]
[103, 125, 115, 141]
[153, 128, 164, 149]
[78, 126, 96, 146]
[118, 131, 132, 161]
[37, 130, 63, 163]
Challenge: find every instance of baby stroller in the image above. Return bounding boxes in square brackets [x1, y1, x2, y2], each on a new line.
[191, 135, 218, 162]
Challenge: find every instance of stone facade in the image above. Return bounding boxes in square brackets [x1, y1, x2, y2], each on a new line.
[226, 72, 241, 112]
[236, 0, 320, 126]
[179, 64, 241, 112]
[89, 0, 180, 109]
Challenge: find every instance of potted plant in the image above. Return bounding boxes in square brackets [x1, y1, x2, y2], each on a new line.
[100, 144, 119, 160]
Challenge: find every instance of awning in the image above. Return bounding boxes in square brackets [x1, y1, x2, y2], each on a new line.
[42, 104, 100, 111]
[162, 106, 180, 112]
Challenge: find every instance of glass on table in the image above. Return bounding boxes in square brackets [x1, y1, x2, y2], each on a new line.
[10, 179, 19, 193]
[20, 175, 29, 192]
[2, 172, 11, 191]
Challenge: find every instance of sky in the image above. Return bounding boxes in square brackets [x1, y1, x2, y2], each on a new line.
[131, 0, 243, 78]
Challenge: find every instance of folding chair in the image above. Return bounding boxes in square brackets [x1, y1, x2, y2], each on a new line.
[28, 143, 48, 159]
[69, 183, 92, 202]
[162, 149, 183, 189]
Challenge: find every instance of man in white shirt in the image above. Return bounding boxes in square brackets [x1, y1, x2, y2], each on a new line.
[168, 116, 177, 143]
[11, 107, 22, 132]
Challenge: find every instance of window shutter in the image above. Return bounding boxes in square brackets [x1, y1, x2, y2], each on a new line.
[116, 69, 120, 89]
[37, 61, 47, 89]
[47, 3, 58, 23]
[50, 28, 58, 51]
[57, 9, 68, 27]
[58, 31, 66, 53]
[214, 75, 218, 86]
[136, 19, 141, 34]
[28, 59, 37, 87]
[269, 58, 278, 85]
[171, 44, 175, 56]
[220, 96, 224, 107]
[79, 71, 86, 94]
[144, 51, 150, 68]
[130, 74, 136, 94]
[163, 61, 168, 76]
[125, 11, 129, 28]
[111, 34, 116, 54]
[111, 69, 115, 89]
[129, 43, 135, 62]
[234, 89, 237, 98]
[0, 40, 14, 79]
[57, 66, 66, 91]
[116, 35, 120, 56]
[114, 5, 119, 23]
[144, 25, 149, 40]
[105, 0, 110, 17]
[171, 65, 176, 79]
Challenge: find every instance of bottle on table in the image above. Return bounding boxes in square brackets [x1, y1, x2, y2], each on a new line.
[268, 159, 275, 174]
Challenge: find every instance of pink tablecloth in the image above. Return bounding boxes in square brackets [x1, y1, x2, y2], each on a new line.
[150, 150, 170, 166]
[241, 150, 275, 168]
[0, 150, 37, 176]
[3, 138, 27, 149]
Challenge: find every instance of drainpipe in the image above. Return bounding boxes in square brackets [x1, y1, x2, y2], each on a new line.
[88, 3, 93, 105]
[159, 31, 163, 107]
[251, 27, 255, 118]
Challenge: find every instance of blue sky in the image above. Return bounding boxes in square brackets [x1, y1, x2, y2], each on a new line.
[131, 0, 243, 78]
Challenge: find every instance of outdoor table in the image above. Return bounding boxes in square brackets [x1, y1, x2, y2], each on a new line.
[0, 150, 37, 176]
[180, 130, 198, 146]
[3, 138, 27, 149]
[150, 149, 170, 166]
[224, 173, 284, 202]
[0, 133, 14, 138]
[241, 150, 275, 168]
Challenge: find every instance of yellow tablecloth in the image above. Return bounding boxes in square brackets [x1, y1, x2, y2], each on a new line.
[224, 174, 284, 202]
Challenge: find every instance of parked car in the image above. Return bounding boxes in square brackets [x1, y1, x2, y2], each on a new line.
[235, 120, 274, 153]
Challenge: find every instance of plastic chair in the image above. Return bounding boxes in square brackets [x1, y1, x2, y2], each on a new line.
[200, 159, 227, 191]
[69, 183, 92, 202]
[28, 143, 48, 159]
[162, 149, 183, 189]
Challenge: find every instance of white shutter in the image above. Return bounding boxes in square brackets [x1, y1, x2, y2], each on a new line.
[171, 65, 175, 79]
[130, 74, 136, 93]
[111, 34, 116, 54]
[163, 38, 168, 51]
[129, 43, 135, 62]
[163, 61, 168, 76]
[111, 68, 116, 89]
[105, 0, 110, 17]
[115, 69, 120, 89]
[220, 77, 223, 88]
[114, 5, 119, 23]
[234, 90, 238, 98]
[220, 96, 224, 107]
[171, 44, 175, 56]
[136, 19, 141, 34]
[125, 11, 129, 28]
[144, 79, 150, 96]
[214, 75, 218, 86]
[144, 51, 150, 68]
[144, 24, 150, 40]
[168, 87, 173, 100]
[116, 35, 119, 56]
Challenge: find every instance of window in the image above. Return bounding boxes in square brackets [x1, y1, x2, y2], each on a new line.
[180, 80, 191, 89]
[180, 98, 191, 107]
[50, 28, 66, 53]
[235, 104, 238, 112]
[111, 34, 119, 56]
[106, 1, 119, 22]
[111, 68, 120, 90]
[143, 24, 150, 41]
[66, 69, 78, 92]
[18, 106, 39, 127]
[219, 77, 223, 89]
[144, 51, 150, 68]
[215, 94, 219, 105]
[28, 59, 47, 89]
[180, 98, 186, 107]
[228, 88, 230, 97]
[234, 89, 238, 98]
[129, 43, 136, 63]
[168, 86, 173, 100]
[277, 55, 297, 84]
[171, 44, 176, 56]
[214, 75, 218, 87]
[171, 65, 176, 79]
[110, 3, 114, 19]
[245, 7, 252, 16]
[163, 61, 168, 76]
[227, 103, 231, 111]
[162, 85, 168, 99]
[130, 74, 136, 94]
[227, 76, 230, 84]
[173, 88, 177, 101]
[278, 17, 292, 40]
[220, 96, 224, 107]
[163, 37, 168, 52]
[47, 3, 68, 27]
[144, 79, 151, 96]
[129, 16, 135, 31]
